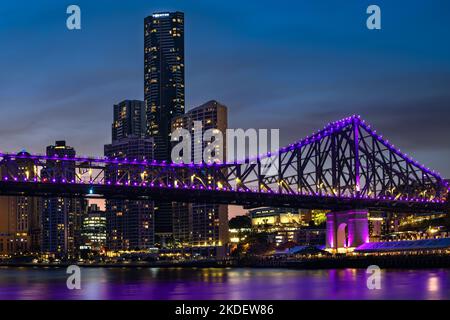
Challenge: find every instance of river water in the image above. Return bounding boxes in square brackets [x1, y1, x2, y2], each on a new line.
[0, 267, 448, 300]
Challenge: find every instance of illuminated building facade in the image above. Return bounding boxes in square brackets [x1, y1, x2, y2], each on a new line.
[112, 100, 146, 141]
[144, 11, 185, 161]
[295, 229, 327, 246]
[368, 212, 402, 242]
[80, 204, 106, 251]
[380, 212, 448, 241]
[171, 202, 192, 246]
[172, 100, 228, 164]
[250, 207, 304, 227]
[105, 100, 155, 251]
[229, 227, 251, 244]
[171, 100, 229, 253]
[144, 12, 185, 241]
[104, 137, 153, 161]
[41, 141, 85, 256]
[249, 207, 322, 246]
[0, 152, 42, 255]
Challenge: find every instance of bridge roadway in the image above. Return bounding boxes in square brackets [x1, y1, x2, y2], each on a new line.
[0, 180, 447, 214]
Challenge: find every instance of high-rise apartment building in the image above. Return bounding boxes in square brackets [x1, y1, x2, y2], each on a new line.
[41, 141, 85, 256]
[144, 11, 185, 161]
[104, 100, 155, 251]
[144, 11, 186, 243]
[172, 100, 229, 255]
[171, 202, 192, 246]
[112, 100, 147, 141]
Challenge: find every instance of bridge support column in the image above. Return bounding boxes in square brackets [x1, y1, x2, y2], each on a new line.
[326, 210, 369, 251]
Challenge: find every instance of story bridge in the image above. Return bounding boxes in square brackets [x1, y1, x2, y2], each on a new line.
[0, 116, 448, 249]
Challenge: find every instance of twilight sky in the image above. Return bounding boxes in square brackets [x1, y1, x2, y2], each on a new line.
[0, 1, 449, 181]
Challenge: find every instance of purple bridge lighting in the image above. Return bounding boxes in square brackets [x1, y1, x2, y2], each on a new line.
[0, 115, 448, 215]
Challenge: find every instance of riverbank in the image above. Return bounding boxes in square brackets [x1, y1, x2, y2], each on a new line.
[246, 254, 450, 269]
[1, 254, 450, 269]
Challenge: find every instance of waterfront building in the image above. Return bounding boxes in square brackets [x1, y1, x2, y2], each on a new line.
[171, 202, 192, 246]
[41, 141, 85, 256]
[250, 207, 302, 246]
[104, 100, 155, 251]
[0, 152, 42, 255]
[229, 227, 251, 244]
[355, 237, 450, 255]
[80, 204, 106, 252]
[250, 207, 304, 228]
[249, 207, 326, 246]
[295, 229, 327, 246]
[171, 100, 229, 256]
[144, 12, 185, 241]
[368, 212, 405, 241]
[171, 100, 228, 164]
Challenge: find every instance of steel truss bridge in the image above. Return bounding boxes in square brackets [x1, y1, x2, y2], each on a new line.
[0, 116, 448, 213]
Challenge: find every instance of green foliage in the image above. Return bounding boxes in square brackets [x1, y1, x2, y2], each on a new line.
[229, 215, 252, 229]
[312, 210, 327, 226]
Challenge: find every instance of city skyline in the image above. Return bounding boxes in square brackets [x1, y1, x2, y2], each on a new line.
[1, 0, 450, 181]
[1, 1, 450, 305]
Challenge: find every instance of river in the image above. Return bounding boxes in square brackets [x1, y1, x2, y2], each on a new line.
[0, 267, 448, 300]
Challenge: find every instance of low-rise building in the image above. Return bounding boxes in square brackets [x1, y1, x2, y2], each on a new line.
[80, 204, 106, 252]
[249, 207, 326, 247]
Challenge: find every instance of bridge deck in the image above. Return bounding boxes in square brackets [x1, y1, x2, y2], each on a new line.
[0, 181, 447, 213]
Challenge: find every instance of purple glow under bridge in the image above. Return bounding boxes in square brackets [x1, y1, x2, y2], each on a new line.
[0, 116, 448, 213]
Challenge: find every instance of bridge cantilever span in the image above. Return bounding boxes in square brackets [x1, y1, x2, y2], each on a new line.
[0, 115, 448, 213]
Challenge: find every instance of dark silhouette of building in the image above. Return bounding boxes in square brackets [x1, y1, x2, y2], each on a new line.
[104, 100, 155, 251]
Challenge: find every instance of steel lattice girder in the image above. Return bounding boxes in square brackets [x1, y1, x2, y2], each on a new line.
[0, 116, 448, 212]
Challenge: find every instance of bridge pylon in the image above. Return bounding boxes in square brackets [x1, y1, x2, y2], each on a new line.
[326, 209, 369, 253]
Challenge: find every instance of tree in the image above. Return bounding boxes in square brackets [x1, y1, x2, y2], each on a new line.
[229, 215, 252, 229]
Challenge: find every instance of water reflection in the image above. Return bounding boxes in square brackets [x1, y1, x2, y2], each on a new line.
[0, 267, 448, 300]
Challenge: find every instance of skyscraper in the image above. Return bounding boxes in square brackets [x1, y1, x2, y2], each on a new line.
[144, 12, 185, 243]
[112, 100, 146, 141]
[144, 11, 185, 161]
[104, 100, 154, 251]
[172, 100, 230, 256]
[41, 141, 85, 256]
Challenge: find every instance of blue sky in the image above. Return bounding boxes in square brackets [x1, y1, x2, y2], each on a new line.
[1, 0, 450, 176]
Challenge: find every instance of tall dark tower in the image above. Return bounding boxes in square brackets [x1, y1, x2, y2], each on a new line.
[144, 12, 186, 243]
[144, 11, 185, 161]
